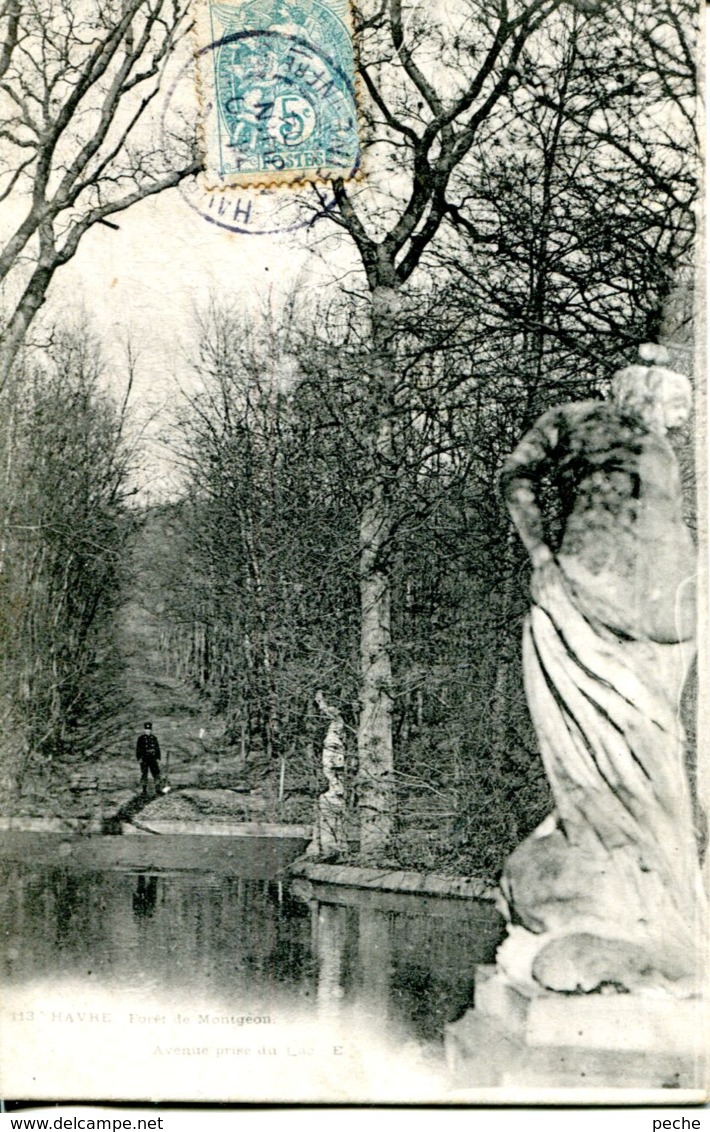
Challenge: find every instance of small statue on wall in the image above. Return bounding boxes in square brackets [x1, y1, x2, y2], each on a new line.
[498, 344, 705, 997]
[306, 689, 349, 859]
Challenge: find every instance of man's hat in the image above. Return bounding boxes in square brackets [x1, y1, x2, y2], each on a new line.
[144, 721, 152, 729]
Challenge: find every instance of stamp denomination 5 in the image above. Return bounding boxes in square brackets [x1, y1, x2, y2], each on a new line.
[194, 0, 360, 188]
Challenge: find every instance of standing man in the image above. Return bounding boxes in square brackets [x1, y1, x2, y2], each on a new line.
[136, 721, 161, 798]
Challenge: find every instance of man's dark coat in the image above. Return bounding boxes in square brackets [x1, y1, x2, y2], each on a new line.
[136, 731, 161, 765]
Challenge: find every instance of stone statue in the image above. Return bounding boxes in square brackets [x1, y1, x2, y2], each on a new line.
[498, 345, 705, 997]
[306, 690, 348, 858]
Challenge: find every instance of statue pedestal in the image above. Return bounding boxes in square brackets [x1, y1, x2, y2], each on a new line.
[445, 966, 706, 1091]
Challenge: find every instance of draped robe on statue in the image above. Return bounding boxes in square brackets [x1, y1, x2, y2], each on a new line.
[499, 400, 705, 996]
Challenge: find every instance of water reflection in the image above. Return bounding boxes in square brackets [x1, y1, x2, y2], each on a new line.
[0, 833, 504, 1100]
[315, 903, 347, 1012]
[293, 878, 503, 1044]
[132, 875, 158, 919]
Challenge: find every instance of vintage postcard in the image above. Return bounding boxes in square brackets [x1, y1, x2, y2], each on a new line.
[0, 0, 706, 1107]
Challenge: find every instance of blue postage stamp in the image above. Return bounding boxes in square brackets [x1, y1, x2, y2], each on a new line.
[195, 0, 360, 186]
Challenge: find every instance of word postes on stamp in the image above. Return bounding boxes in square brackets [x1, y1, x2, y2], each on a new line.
[195, 0, 360, 188]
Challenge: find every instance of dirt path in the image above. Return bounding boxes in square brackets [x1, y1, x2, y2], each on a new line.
[23, 593, 243, 821]
[10, 556, 312, 829]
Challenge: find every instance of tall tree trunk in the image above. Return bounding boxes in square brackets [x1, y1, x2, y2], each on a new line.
[488, 528, 519, 761]
[0, 261, 53, 390]
[241, 511, 276, 763]
[357, 284, 399, 858]
[358, 488, 394, 856]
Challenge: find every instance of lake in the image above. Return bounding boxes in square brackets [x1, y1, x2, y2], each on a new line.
[0, 832, 503, 1103]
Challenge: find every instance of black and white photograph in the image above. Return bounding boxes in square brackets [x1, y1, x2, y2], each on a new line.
[0, 0, 706, 1105]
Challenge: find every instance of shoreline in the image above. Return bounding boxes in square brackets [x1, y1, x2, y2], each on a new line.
[0, 816, 497, 899]
[0, 815, 498, 901]
[0, 815, 311, 838]
[291, 857, 496, 900]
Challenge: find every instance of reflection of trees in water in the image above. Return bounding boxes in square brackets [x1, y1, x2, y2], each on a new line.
[357, 910, 392, 1020]
[1, 857, 502, 1044]
[304, 894, 503, 1042]
[0, 866, 117, 974]
[315, 904, 348, 1017]
[385, 909, 500, 1042]
[389, 961, 474, 1043]
[132, 876, 158, 919]
[51, 873, 81, 945]
[0, 862, 313, 1001]
[267, 886, 317, 990]
[346, 902, 502, 1043]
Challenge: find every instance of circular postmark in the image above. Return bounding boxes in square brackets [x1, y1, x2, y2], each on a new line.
[176, 167, 332, 237]
[161, 26, 360, 236]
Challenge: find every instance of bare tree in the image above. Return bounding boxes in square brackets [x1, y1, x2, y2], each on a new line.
[311, 0, 594, 857]
[0, 0, 199, 386]
[162, 301, 361, 788]
[0, 327, 138, 793]
[302, 0, 698, 859]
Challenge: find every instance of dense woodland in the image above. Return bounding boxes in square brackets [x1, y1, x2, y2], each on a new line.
[0, 0, 699, 874]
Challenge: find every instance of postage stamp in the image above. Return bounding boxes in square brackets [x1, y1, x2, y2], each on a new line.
[194, 0, 361, 187]
[162, 58, 340, 234]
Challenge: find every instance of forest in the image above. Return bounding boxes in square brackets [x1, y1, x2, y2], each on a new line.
[0, 0, 699, 876]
